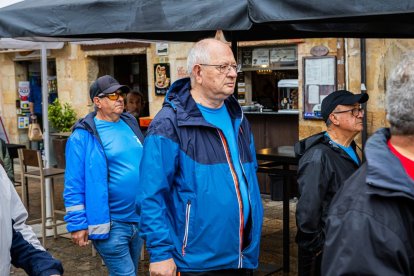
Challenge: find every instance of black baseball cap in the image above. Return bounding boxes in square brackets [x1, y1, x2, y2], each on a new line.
[321, 90, 369, 122]
[89, 75, 129, 100]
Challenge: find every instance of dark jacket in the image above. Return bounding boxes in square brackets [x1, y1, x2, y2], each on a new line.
[137, 78, 263, 271]
[322, 128, 414, 275]
[294, 132, 361, 253]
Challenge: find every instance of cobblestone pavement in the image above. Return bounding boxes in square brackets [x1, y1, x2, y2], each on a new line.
[11, 171, 298, 275]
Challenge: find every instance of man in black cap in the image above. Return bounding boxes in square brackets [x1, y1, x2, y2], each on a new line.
[322, 54, 414, 275]
[294, 90, 369, 276]
[63, 75, 145, 276]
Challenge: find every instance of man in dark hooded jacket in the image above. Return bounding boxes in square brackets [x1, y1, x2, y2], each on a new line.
[322, 54, 414, 275]
[294, 89, 369, 275]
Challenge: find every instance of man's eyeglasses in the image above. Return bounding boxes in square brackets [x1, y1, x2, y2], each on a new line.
[98, 92, 125, 101]
[199, 64, 241, 74]
[333, 106, 364, 117]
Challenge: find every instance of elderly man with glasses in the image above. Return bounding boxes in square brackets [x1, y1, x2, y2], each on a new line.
[294, 90, 369, 276]
[136, 38, 263, 276]
[63, 75, 145, 276]
[322, 55, 414, 275]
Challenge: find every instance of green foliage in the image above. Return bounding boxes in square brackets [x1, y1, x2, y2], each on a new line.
[48, 99, 77, 132]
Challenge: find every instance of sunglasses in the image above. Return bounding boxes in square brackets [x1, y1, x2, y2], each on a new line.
[98, 92, 125, 101]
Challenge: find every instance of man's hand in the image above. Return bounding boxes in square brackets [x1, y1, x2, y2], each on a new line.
[71, 230, 89, 247]
[149, 258, 177, 276]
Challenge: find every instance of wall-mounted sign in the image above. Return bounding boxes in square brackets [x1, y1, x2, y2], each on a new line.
[252, 48, 269, 67]
[17, 116, 30, 129]
[156, 43, 169, 56]
[303, 56, 337, 119]
[310, 45, 329, 57]
[18, 81, 30, 97]
[270, 48, 296, 63]
[242, 50, 252, 66]
[20, 100, 29, 109]
[154, 63, 171, 95]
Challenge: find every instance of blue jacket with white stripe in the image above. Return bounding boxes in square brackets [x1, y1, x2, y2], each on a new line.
[137, 78, 263, 271]
[64, 111, 144, 239]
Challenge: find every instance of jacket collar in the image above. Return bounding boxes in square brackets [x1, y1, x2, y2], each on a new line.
[365, 128, 414, 199]
[294, 131, 360, 165]
[73, 111, 144, 143]
[164, 78, 243, 127]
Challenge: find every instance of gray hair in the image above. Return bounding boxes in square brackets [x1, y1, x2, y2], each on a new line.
[386, 53, 414, 135]
[187, 39, 217, 82]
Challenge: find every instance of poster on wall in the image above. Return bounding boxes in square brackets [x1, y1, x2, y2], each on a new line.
[154, 63, 171, 95]
[302, 56, 336, 119]
[18, 81, 30, 100]
[17, 116, 30, 129]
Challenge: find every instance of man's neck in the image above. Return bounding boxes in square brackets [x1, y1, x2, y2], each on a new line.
[190, 88, 224, 109]
[95, 111, 120, 122]
[389, 135, 414, 160]
[326, 128, 358, 147]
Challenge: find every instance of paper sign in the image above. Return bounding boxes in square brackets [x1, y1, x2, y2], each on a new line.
[308, 85, 320, 104]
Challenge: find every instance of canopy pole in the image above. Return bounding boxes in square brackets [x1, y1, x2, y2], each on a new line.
[41, 43, 52, 220]
[360, 38, 368, 154]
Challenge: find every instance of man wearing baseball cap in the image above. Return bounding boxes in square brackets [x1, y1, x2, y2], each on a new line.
[294, 90, 369, 276]
[63, 75, 145, 275]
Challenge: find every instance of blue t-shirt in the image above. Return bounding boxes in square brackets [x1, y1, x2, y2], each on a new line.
[325, 132, 359, 165]
[197, 103, 250, 225]
[94, 117, 143, 222]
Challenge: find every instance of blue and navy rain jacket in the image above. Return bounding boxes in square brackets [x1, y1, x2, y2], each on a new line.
[64, 111, 143, 239]
[137, 78, 264, 271]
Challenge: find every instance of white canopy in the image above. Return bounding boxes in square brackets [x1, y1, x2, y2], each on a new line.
[278, 79, 298, 88]
[0, 38, 64, 50]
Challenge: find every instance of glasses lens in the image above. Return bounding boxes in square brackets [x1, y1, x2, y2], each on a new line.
[218, 64, 238, 73]
[106, 93, 124, 101]
[352, 108, 363, 116]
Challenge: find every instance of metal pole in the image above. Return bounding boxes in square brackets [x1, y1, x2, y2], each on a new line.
[360, 39, 368, 153]
[41, 43, 52, 220]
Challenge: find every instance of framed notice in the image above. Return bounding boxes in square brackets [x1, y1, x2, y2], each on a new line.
[302, 56, 336, 119]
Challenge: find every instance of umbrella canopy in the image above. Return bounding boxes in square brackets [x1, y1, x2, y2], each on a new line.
[2, 0, 414, 41]
[247, 0, 414, 39]
[0, 0, 250, 41]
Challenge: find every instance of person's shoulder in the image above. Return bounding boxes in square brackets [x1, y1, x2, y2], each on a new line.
[328, 164, 368, 214]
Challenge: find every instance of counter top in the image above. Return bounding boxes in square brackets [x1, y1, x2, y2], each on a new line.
[244, 110, 299, 115]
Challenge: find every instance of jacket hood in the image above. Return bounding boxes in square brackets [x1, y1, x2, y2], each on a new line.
[163, 77, 243, 127]
[365, 128, 414, 198]
[294, 132, 327, 157]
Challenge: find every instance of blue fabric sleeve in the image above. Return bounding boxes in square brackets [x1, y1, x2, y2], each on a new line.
[10, 226, 63, 276]
[63, 129, 89, 232]
[137, 132, 179, 263]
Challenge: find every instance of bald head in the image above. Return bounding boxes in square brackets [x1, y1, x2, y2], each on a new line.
[187, 39, 233, 81]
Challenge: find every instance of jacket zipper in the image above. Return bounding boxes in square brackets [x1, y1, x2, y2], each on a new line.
[182, 200, 191, 256]
[217, 129, 244, 268]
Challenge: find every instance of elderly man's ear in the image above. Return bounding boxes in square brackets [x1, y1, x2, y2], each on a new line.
[329, 113, 339, 125]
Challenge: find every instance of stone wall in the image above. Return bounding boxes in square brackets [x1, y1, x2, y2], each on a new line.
[147, 42, 194, 117]
[2, 39, 414, 143]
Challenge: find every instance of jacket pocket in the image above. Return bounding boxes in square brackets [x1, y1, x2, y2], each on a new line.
[182, 200, 192, 256]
